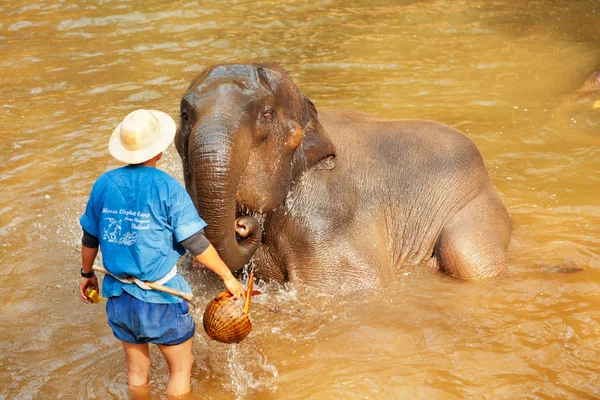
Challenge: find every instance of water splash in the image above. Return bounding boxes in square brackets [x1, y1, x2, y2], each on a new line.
[224, 344, 279, 399]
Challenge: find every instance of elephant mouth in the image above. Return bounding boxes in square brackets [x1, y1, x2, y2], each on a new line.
[234, 202, 264, 244]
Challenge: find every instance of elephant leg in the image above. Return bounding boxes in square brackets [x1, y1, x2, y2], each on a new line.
[434, 188, 512, 279]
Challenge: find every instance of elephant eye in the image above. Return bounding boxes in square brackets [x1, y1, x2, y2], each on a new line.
[181, 110, 189, 124]
[262, 108, 275, 121]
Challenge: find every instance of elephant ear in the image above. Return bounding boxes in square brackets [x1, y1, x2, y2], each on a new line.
[292, 96, 336, 177]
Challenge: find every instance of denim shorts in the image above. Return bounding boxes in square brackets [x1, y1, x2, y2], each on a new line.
[106, 292, 195, 346]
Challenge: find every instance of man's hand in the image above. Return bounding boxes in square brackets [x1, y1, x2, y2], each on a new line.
[223, 275, 246, 300]
[80, 244, 99, 303]
[79, 275, 99, 303]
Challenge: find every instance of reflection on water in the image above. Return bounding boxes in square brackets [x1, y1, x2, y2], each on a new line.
[1, 0, 599, 398]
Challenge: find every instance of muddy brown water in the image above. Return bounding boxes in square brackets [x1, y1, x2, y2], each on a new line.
[1, 1, 599, 399]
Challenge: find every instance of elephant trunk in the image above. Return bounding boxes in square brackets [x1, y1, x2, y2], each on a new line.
[189, 116, 261, 271]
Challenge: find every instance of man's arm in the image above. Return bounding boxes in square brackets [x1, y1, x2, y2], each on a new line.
[79, 230, 99, 303]
[180, 230, 245, 299]
[82, 244, 98, 275]
[194, 243, 245, 299]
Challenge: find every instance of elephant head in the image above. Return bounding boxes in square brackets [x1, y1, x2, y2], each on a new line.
[176, 63, 336, 271]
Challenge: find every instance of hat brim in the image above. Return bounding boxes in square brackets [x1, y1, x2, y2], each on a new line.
[108, 110, 176, 164]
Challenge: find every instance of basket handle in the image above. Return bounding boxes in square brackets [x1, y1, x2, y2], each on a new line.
[214, 272, 260, 311]
[243, 273, 254, 314]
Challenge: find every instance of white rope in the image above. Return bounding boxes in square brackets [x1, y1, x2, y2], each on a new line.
[106, 265, 177, 291]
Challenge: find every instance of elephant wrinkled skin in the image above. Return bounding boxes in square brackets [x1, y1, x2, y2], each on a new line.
[176, 63, 512, 290]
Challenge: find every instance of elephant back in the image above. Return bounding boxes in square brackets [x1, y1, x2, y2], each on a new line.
[203, 294, 253, 344]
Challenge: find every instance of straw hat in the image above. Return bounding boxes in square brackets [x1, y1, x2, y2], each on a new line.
[109, 109, 176, 164]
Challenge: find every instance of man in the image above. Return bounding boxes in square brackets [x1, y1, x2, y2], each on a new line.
[78, 109, 245, 398]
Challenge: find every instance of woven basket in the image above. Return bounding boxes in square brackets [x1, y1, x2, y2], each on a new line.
[203, 294, 253, 344]
[202, 273, 258, 344]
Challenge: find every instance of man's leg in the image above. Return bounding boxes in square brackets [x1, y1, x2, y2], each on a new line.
[121, 341, 152, 397]
[157, 338, 194, 397]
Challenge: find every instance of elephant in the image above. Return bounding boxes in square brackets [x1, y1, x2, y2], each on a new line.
[175, 63, 512, 290]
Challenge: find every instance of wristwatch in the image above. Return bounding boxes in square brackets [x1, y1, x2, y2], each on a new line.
[80, 268, 95, 278]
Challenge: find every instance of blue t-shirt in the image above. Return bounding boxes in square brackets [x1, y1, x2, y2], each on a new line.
[80, 165, 206, 304]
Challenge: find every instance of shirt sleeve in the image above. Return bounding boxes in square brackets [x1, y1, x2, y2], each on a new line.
[179, 229, 211, 256]
[169, 184, 207, 243]
[81, 228, 99, 248]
